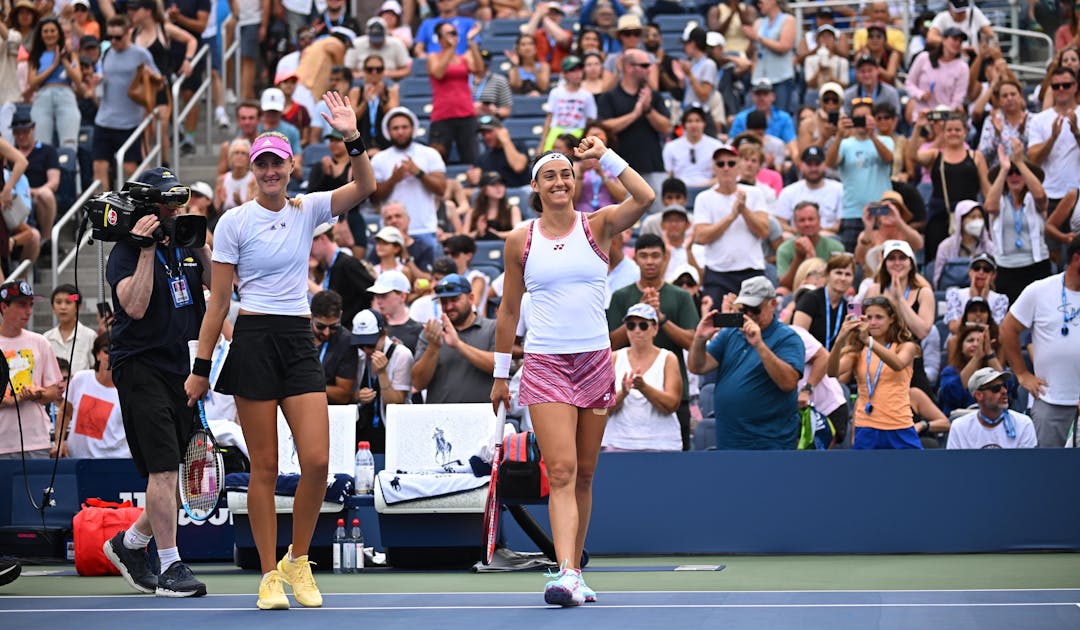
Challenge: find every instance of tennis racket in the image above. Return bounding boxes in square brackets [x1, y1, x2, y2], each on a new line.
[179, 400, 225, 521]
[481, 403, 507, 565]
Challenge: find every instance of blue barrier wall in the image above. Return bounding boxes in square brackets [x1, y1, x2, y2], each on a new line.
[4, 449, 1080, 558]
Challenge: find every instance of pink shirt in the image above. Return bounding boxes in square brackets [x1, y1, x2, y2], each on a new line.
[905, 54, 968, 123]
[430, 56, 475, 122]
[0, 329, 62, 455]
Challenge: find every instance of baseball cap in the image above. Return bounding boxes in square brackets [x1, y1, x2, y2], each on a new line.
[882, 239, 916, 262]
[0, 281, 44, 304]
[10, 112, 34, 130]
[79, 34, 100, 49]
[949, 0, 970, 9]
[819, 81, 844, 100]
[274, 69, 298, 85]
[802, 145, 825, 163]
[71, 0, 90, 8]
[968, 367, 1008, 393]
[477, 114, 502, 130]
[434, 273, 471, 297]
[313, 222, 334, 238]
[661, 204, 689, 220]
[969, 252, 997, 270]
[479, 171, 504, 186]
[350, 309, 386, 346]
[682, 26, 707, 49]
[880, 190, 912, 222]
[616, 14, 642, 32]
[378, 0, 402, 15]
[817, 24, 838, 37]
[368, 269, 411, 294]
[260, 87, 286, 112]
[713, 144, 738, 158]
[561, 55, 584, 72]
[752, 78, 774, 93]
[705, 31, 726, 48]
[136, 166, 183, 193]
[325, 129, 344, 141]
[866, 22, 887, 34]
[189, 181, 213, 199]
[734, 276, 777, 308]
[855, 53, 879, 67]
[671, 263, 700, 285]
[942, 26, 968, 40]
[374, 225, 405, 245]
[366, 16, 387, 42]
[624, 303, 658, 322]
[249, 133, 293, 162]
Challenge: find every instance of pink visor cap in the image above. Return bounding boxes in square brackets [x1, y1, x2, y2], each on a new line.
[250, 134, 294, 162]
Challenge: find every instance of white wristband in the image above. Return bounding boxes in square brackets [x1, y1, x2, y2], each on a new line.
[868, 337, 874, 354]
[493, 352, 512, 379]
[599, 149, 628, 178]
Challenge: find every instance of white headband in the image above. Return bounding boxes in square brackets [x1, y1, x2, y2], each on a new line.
[531, 152, 573, 181]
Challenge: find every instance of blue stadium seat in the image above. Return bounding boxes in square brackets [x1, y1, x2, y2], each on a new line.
[302, 142, 331, 170]
[475, 239, 505, 271]
[56, 146, 78, 213]
[400, 97, 433, 120]
[398, 77, 433, 99]
[77, 125, 94, 191]
[446, 163, 471, 181]
[408, 59, 428, 77]
[503, 117, 545, 141]
[485, 18, 528, 37]
[936, 258, 971, 290]
[471, 262, 503, 284]
[653, 14, 699, 33]
[362, 212, 382, 236]
[480, 34, 520, 54]
[511, 95, 548, 118]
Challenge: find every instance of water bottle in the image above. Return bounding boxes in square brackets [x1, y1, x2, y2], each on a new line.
[342, 522, 356, 573]
[332, 518, 346, 574]
[351, 518, 365, 572]
[354, 441, 375, 495]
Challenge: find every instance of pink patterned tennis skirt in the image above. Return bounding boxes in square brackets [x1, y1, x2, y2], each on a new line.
[518, 348, 616, 409]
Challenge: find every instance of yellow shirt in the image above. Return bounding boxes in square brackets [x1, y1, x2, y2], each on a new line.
[852, 27, 907, 55]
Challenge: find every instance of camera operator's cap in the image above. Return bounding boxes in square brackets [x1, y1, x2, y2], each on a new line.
[671, 263, 700, 285]
[970, 252, 997, 270]
[368, 269, 411, 294]
[616, 14, 642, 32]
[350, 309, 386, 346]
[882, 239, 916, 262]
[250, 133, 293, 162]
[734, 276, 777, 308]
[189, 181, 213, 199]
[561, 54, 584, 72]
[374, 225, 404, 246]
[378, 0, 402, 16]
[942, 26, 968, 40]
[313, 222, 334, 238]
[477, 114, 502, 131]
[751, 78, 773, 93]
[136, 166, 182, 193]
[260, 87, 286, 112]
[855, 53, 879, 67]
[705, 31, 726, 48]
[819, 81, 843, 100]
[434, 273, 471, 298]
[624, 303, 658, 323]
[0, 281, 44, 304]
[802, 145, 826, 163]
[879, 189, 912, 222]
[10, 112, 34, 130]
[968, 367, 1008, 394]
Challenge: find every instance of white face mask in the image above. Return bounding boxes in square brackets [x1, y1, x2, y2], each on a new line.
[963, 219, 985, 237]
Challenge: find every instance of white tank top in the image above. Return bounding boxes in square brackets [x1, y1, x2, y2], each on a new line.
[603, 348, 681, 451]
[221, 171, 254, 212]
[522, 212, 610, 354]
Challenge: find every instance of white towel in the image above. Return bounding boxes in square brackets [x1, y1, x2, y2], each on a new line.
[377, 470, 488, 504]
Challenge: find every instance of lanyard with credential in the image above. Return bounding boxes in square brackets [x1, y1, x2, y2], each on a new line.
[322, 249, 341, 290]
[1062, 276, 1080, 337]
[367, 355, 381, 428]
[1006, 194, 1025, 250]
[368, 96, 379, 139]
[863, 342, 892, 414]
[155, 248, 183, 276]
[823, 289, 843, 351]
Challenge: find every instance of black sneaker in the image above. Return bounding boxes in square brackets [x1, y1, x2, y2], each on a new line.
[103, 530, 157, 594]
[0, 556, 21, 588]
[180, 140, 196, 156]
[156, 562, 207, 598]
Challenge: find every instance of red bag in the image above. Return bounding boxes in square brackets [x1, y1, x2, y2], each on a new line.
[73, 498, 144, 576]
[498, 431, 549, 501]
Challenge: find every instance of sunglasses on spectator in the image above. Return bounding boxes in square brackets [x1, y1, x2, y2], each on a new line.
[714, 159, 738, 168]
[971, 263, 994, 273]
[620, 30, 642, 37]
[444, 29, 458, 36]
[313, 322, 341, 332]
[364, 66, 384, 73]
[822, 95, 839, 103]
[979, 383, 1007, 394]
[864, 296, 892, 307]
[1007, 168, 1021, 176]
[631, 61, 651, 68]
[1052, 81, 1076, 90]
[875, 114, 895, 120]
[108, 33, 125, 41]
[674, 279, 695, 288]
[738, 305, 762, 316]
[625, 321, 652, 331]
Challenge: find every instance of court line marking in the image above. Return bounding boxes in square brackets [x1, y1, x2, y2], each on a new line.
[5, 587, 1080, 599]
[4, 602, 1080, 613]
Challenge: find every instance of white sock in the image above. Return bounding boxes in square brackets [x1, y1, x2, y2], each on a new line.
[158, 547, 181, 574]
[215, 106, 226, 117]
[123, 527, 152, 550]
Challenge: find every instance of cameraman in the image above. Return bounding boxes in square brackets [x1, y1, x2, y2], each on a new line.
[102, 167, 211, 598]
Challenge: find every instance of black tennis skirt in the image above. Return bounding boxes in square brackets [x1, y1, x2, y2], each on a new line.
[214, 315, 326, 401]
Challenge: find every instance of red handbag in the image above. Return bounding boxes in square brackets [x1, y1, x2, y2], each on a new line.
[72, 498, 144, 576]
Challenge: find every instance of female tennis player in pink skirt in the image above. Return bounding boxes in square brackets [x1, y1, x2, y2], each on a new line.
[491, 136, 654, 606]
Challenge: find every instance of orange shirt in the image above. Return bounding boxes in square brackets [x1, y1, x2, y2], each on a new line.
[852, 344, 913, 431]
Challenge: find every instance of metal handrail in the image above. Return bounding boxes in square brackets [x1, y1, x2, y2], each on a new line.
[115, 111, 162, 192]
[171, 43, 214, 170]
[3, 259, 33, 283]
[997, 26, 1055, 79]
[226, 21, 240, 111]
[50, 179, 102, 290]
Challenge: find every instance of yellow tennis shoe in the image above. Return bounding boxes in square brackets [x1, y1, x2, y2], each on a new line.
[277, 545, 323, 608]
[257, 570, 289, 610]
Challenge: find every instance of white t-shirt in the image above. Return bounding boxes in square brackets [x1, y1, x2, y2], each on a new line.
[791, 326, 846, 416]
[355, 337, 413, 420]
[1008, 273, 1080, 406]
[370, 143, 447, 235]
[929, 7, 991, 45]
[237, 0, 263, 27]
[692, 184, 767, 272]
[65, 370, 129, 459]
[42, 321, 97, 374]
[212, 191, 334, 316]
[774, 178, 844, 228]
[662, 135, 724, 187]
[947, 410, 1038, 449]
[545, 84, 597, 132]
[1026, 107, 1080, 199]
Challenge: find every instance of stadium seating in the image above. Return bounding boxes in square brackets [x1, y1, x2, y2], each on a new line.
[398, 77, 434, 99]
[511, 95, 548, 118]
[56, 147, 78, 212]
[475, 239, 505, 272]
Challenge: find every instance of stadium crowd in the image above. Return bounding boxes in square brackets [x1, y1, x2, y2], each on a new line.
[2, 0, 1080, 460]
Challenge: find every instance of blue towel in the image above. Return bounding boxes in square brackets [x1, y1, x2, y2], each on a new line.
[225, 473, 354, 504]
